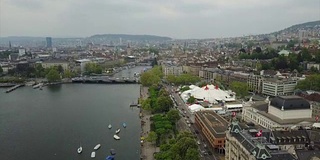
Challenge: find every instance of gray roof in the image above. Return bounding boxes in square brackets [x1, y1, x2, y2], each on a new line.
[270, 96, 310, 110]
[272, 130, 310, 145]
[295, 150, 320, 160]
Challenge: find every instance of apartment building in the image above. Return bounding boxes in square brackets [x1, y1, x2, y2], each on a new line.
[262, 78, 298, 96]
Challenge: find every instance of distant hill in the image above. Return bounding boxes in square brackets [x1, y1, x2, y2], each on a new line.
[273, 20, 320, 34]
[88, 34, 172, 42]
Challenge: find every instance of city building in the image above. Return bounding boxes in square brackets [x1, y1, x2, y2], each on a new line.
[195, 110, 228, 152]
[75, 59, 92, 73]
[306, 63, 320, 71]
[199, 68, 220, 83]
[46, 37, 52, 48]
[242, 96, 315, 129]
[247, 75, 263, 93]
[225, 121, 299, 160]
[162, 64, 183, 77]
[262, 78, 298, 96]
[41, 59, 69, 71]
[18, 49, 26, 56]
[182, 64, 202, 76]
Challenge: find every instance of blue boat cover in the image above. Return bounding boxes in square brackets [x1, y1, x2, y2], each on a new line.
[106, 155, 114, 160]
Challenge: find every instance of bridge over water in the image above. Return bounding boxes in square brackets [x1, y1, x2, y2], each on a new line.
[71, 77, 139, 84]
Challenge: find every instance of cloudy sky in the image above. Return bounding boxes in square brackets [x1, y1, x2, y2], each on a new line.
[0, 0, 319, 39]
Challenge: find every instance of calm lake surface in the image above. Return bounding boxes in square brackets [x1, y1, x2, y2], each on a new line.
[0, 66, 150, 160]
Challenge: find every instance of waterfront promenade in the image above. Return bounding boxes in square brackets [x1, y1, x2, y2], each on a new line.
[140, 86, 159, 160]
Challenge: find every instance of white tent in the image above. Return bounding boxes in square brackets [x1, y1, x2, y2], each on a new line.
[312, 123, 320, 129]
[190, 85, 235, 103]
[188, 104, 204, 113]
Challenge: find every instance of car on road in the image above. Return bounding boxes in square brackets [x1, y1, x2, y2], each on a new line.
[197, 140, 201, 145]
[188, 124, 191, 127]
[186, 120, 190, 124]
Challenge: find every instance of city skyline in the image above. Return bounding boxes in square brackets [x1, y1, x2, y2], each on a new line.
[0, 0, 319, 39]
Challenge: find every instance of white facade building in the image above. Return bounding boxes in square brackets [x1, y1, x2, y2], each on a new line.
[242, 96, 314, 130]
[262, 79, 298, 96]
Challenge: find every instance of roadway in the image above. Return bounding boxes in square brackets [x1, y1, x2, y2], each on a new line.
[166, 85, 218, 160]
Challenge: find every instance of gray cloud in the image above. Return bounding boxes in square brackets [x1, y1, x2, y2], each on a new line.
[0, 0, 319, 38]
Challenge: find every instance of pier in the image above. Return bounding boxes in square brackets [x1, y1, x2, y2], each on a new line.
[130, 102, 141, 107]
[5, 84, 24, 93]
[33, 83, 44, 89]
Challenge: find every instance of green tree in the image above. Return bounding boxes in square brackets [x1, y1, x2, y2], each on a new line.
[63, 69, 74, 78]
[230, 81, 248, 98]
[57, 65, 64, 74]
[185, 148, 200, 160]
[0, 66, 3, 74]
[46, 68, 61, 82]
[180, 86, 190, 92]
[301, 48, 312, 61]
[35, 64, 45, 77]
[187, 96, 196, 104]
[167, 109, 180, 123]
[296, 74, 320, 91]
[155, 95, 173, 113]
[140, 70, 161, 86]
[141, 98, 152, 110]
[146, 131, 158, 144]
[84, 63, 103, 75]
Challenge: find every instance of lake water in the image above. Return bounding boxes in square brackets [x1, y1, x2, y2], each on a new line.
[0, 66, 150, 160]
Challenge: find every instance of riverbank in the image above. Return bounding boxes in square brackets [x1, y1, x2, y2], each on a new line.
[140, 86, 159, 160]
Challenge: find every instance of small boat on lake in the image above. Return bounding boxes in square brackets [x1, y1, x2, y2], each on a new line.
[115, 128, 120, 134]
[110, 149, 116, 155]
[77, 145, 82, 154]
[94, 144, 101, 150]
[113, 134, 120, 140]
[91, 151, 96, 158]
[123, 122, 127, 128]
[108, 124, 112, 129]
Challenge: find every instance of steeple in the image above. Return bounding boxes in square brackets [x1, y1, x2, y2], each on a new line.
[9, 41, 12, 49]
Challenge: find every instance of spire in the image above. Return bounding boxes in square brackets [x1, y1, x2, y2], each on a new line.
[9, 41, 12, 49]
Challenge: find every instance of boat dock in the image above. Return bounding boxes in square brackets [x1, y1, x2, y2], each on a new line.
[5, 84, 24, 93]
[33, 83, 43, 89]
[130, 101, 141, 107]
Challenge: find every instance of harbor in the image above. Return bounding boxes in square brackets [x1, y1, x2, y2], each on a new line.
[0, 66, 148, 160]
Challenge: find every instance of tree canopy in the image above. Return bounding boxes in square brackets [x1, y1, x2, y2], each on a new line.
[140, 66, 163, 86]
[187, 96, 196, 104]
[154, 131, 200, 160]
[296, 74, 320, 91]
[84, 63, 103, 75]
[46, 68, 61, 82]
[166, 74, 200, 85]
[230, 81, 248, 98]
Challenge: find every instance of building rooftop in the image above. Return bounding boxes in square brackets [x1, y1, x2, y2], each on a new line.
[295, 150, 320, 160]
[229, 122, 298, 160]
[43, 59, 69, 63]
[270, 96, 311, 110]
[196, 110, 228, 138]
[250, 101, 315, 125]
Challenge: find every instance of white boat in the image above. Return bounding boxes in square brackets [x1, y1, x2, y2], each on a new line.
[123, 122, 127, 128]
[94, 144, 101, 150]
[113, 134, 120, 140]
[77, 146, 82, 154]
[91, 151, 96, 158]
[108, 124, 112, 129]
[115, 128, 120, 134]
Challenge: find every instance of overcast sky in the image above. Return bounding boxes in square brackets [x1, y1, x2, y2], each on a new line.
[0, 0, 319, 39]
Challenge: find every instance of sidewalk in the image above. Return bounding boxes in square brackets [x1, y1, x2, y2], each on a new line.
[140, 86, 159, 160]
